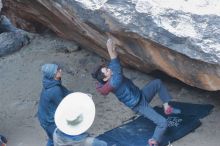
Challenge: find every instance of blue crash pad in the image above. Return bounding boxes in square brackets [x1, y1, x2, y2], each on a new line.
[97, 102, 213, 146]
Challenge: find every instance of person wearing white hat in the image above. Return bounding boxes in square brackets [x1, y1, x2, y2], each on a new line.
[53, 92, 107, 146]
[38, 63, 71, 146]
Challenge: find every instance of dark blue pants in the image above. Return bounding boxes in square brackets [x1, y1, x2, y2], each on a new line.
[133, 79, 172, 142]
[41, 123, 56, 146]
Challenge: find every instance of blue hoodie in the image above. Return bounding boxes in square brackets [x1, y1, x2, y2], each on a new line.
[96, 58, 141, 108]
[38, 77, 70, 126]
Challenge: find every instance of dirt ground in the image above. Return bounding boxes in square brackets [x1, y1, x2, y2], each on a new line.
[0, 32, 220, 146]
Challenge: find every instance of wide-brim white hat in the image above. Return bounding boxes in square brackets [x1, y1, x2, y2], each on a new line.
[55, 92, 96, 135]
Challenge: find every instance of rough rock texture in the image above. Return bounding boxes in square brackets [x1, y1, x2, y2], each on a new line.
[2, 0, 220, 91]
[0, 15, 29, 57]
[0, 14, 47, 33]
[0, 31, 29, 57]
[0, 0, 2, 11]
[1, 0, 46, 33]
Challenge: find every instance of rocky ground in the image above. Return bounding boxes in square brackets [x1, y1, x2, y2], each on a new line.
[0, 32, 219, 146]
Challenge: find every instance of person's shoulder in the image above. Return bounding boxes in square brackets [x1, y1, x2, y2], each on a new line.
[46, 85, 62, 95]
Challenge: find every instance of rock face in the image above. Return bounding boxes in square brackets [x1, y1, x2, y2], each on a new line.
[0, 15, 29, 57]
[2, 0, 220, 91]
[1, 0, 46, 32]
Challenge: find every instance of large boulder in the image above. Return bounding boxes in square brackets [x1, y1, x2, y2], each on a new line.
[1, 0, 46, 32]
[0, 15, 29, 57]
[2, 0, 220, 91]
